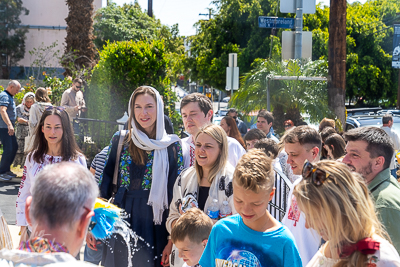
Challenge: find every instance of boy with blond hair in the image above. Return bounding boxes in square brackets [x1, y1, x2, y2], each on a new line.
[199, 149, 301, 267]
[171, 208, 213, 267]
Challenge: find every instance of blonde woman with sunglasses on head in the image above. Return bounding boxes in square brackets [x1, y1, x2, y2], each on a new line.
[294, 160, 400, 267]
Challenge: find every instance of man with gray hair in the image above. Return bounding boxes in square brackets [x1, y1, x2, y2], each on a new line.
[381, 114, 400, 178]
[0, 162, 98, 266]
[0, 80, 21, 181]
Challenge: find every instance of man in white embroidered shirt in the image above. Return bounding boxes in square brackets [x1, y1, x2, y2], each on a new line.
[281, 126, 322, 266]
[180, 93, 246, 168]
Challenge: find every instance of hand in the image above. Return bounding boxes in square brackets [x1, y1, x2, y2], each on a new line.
[161, 239, 173, 266]
[74, 106, 80, 111]
[8, 125, 14, 136]
[19, 226, 29, 243]
[86, 232, 101, 251]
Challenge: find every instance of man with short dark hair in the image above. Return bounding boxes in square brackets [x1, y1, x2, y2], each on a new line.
[343, 126, 400, 254]
[282, 125, 322, 265]
[61, 78, 86, 122]
[257, 109, 279, 143]
[0, 162, 98, 266]
[381, 114, 400, 178]
[0, 80, 20, 181]
[180, 93, 246, 168]
[227, 108, 247, 136]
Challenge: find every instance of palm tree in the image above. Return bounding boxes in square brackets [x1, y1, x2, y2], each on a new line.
[231, 59, 333, 134]
[63, 0, 97, 76]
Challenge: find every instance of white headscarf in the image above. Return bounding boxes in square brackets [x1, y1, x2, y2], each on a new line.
[20, 92, 35, 116]
[128, 86, 181, 225]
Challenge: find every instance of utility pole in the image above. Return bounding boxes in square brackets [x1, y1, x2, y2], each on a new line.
[199, 8, 212, 20]
[397, 69, 400, 109]
[328, 0, 346, 124]
[294, 0, 303, 59]
[148, 0, 153, 17]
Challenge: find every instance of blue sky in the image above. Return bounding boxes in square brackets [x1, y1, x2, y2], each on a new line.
[103, 0, 367, 36]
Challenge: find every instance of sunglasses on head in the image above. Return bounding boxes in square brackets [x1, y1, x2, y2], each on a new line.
[302, 160, 336, 186]
[45, 106, 66, 112]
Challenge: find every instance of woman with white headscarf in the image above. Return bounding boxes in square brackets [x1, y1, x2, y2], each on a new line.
[99, 86, 184, 267]
[13, 92, 35, 167]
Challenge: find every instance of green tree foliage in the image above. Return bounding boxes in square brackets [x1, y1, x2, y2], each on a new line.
[93, 2, 185, 84]
[0, 0, 28, 78]
[303, 0, 400, 106]
[188, 0, 284, 89]
[63, 0, 97, 76]
[88, 40, 179, 130]
[232, 59, 332, 133]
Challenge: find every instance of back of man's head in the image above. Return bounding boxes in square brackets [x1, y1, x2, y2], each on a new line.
[180, 93, 213, 117]
[282, 125, 322, 150]
[254, 138, 279, 159]
[319, 118, 335, 132]
[343, 127, 394, 170]
[244, 129, 267, 142]
[257, 109, 274, 124]
[382, 114, 393, 125]
[30, 162, 98, 229]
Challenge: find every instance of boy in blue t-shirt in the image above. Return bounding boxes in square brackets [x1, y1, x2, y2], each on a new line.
[199, 149, 302, 267]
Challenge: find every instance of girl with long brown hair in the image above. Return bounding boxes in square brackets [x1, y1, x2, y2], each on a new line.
[220, 116, 246, 149]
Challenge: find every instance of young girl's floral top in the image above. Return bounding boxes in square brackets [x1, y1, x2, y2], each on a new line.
[100, 131, 184, 191]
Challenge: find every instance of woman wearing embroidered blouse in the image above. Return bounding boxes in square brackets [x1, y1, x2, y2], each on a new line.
[99, 86, 183, 267]
[294, 160, 400, 266]
[16, 106, 86, 241]
[165, 124, 236, 267]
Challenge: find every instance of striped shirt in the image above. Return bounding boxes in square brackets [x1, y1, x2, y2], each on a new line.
[91, 146, 109, 184]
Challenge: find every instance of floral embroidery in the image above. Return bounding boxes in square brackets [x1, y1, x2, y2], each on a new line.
[367, 255, 379, 267]
[142, 151, 154, 190]
[120, 149, 132, 188]
[176, 142, 184, 176]
[287, 195, 301, 226]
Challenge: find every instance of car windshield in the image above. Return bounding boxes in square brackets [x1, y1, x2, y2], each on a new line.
[357, 117, 400, 136]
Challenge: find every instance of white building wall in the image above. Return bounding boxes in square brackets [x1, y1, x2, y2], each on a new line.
[18, 0, 102, 68]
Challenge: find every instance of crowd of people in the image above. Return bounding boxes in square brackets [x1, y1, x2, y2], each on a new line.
[0, 81, 400, 267]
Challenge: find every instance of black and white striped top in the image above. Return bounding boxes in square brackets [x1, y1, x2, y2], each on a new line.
[91, 146, 109, 184]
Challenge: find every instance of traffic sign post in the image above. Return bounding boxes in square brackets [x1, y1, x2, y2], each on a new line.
[258, 16, 295, 29]
[226, 53, 239, 97]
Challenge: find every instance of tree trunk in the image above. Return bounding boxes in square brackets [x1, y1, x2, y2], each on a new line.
[63, 0, 97, 76]
[328, 0, 346, 125]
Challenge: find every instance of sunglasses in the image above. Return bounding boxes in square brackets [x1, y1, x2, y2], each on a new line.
[302, 160, 336, 186]
[232, 116, 237, 120]
[76, 86, 82, 89]
[284, 124, 291, 128]
[45, 106, 66, 112]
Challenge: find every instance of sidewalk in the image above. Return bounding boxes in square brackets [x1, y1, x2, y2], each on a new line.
[7, 225, 86, 259]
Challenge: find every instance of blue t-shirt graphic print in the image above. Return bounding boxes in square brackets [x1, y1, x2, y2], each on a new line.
[199, 214, 302, 267]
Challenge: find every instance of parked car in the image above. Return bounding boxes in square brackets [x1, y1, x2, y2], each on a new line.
[345, 114, 400, 134]
[222, 97, 230, 103]
[212, 116, 223, 125]
[215, 109, 229, 117]
[376, 109, 400, 116]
